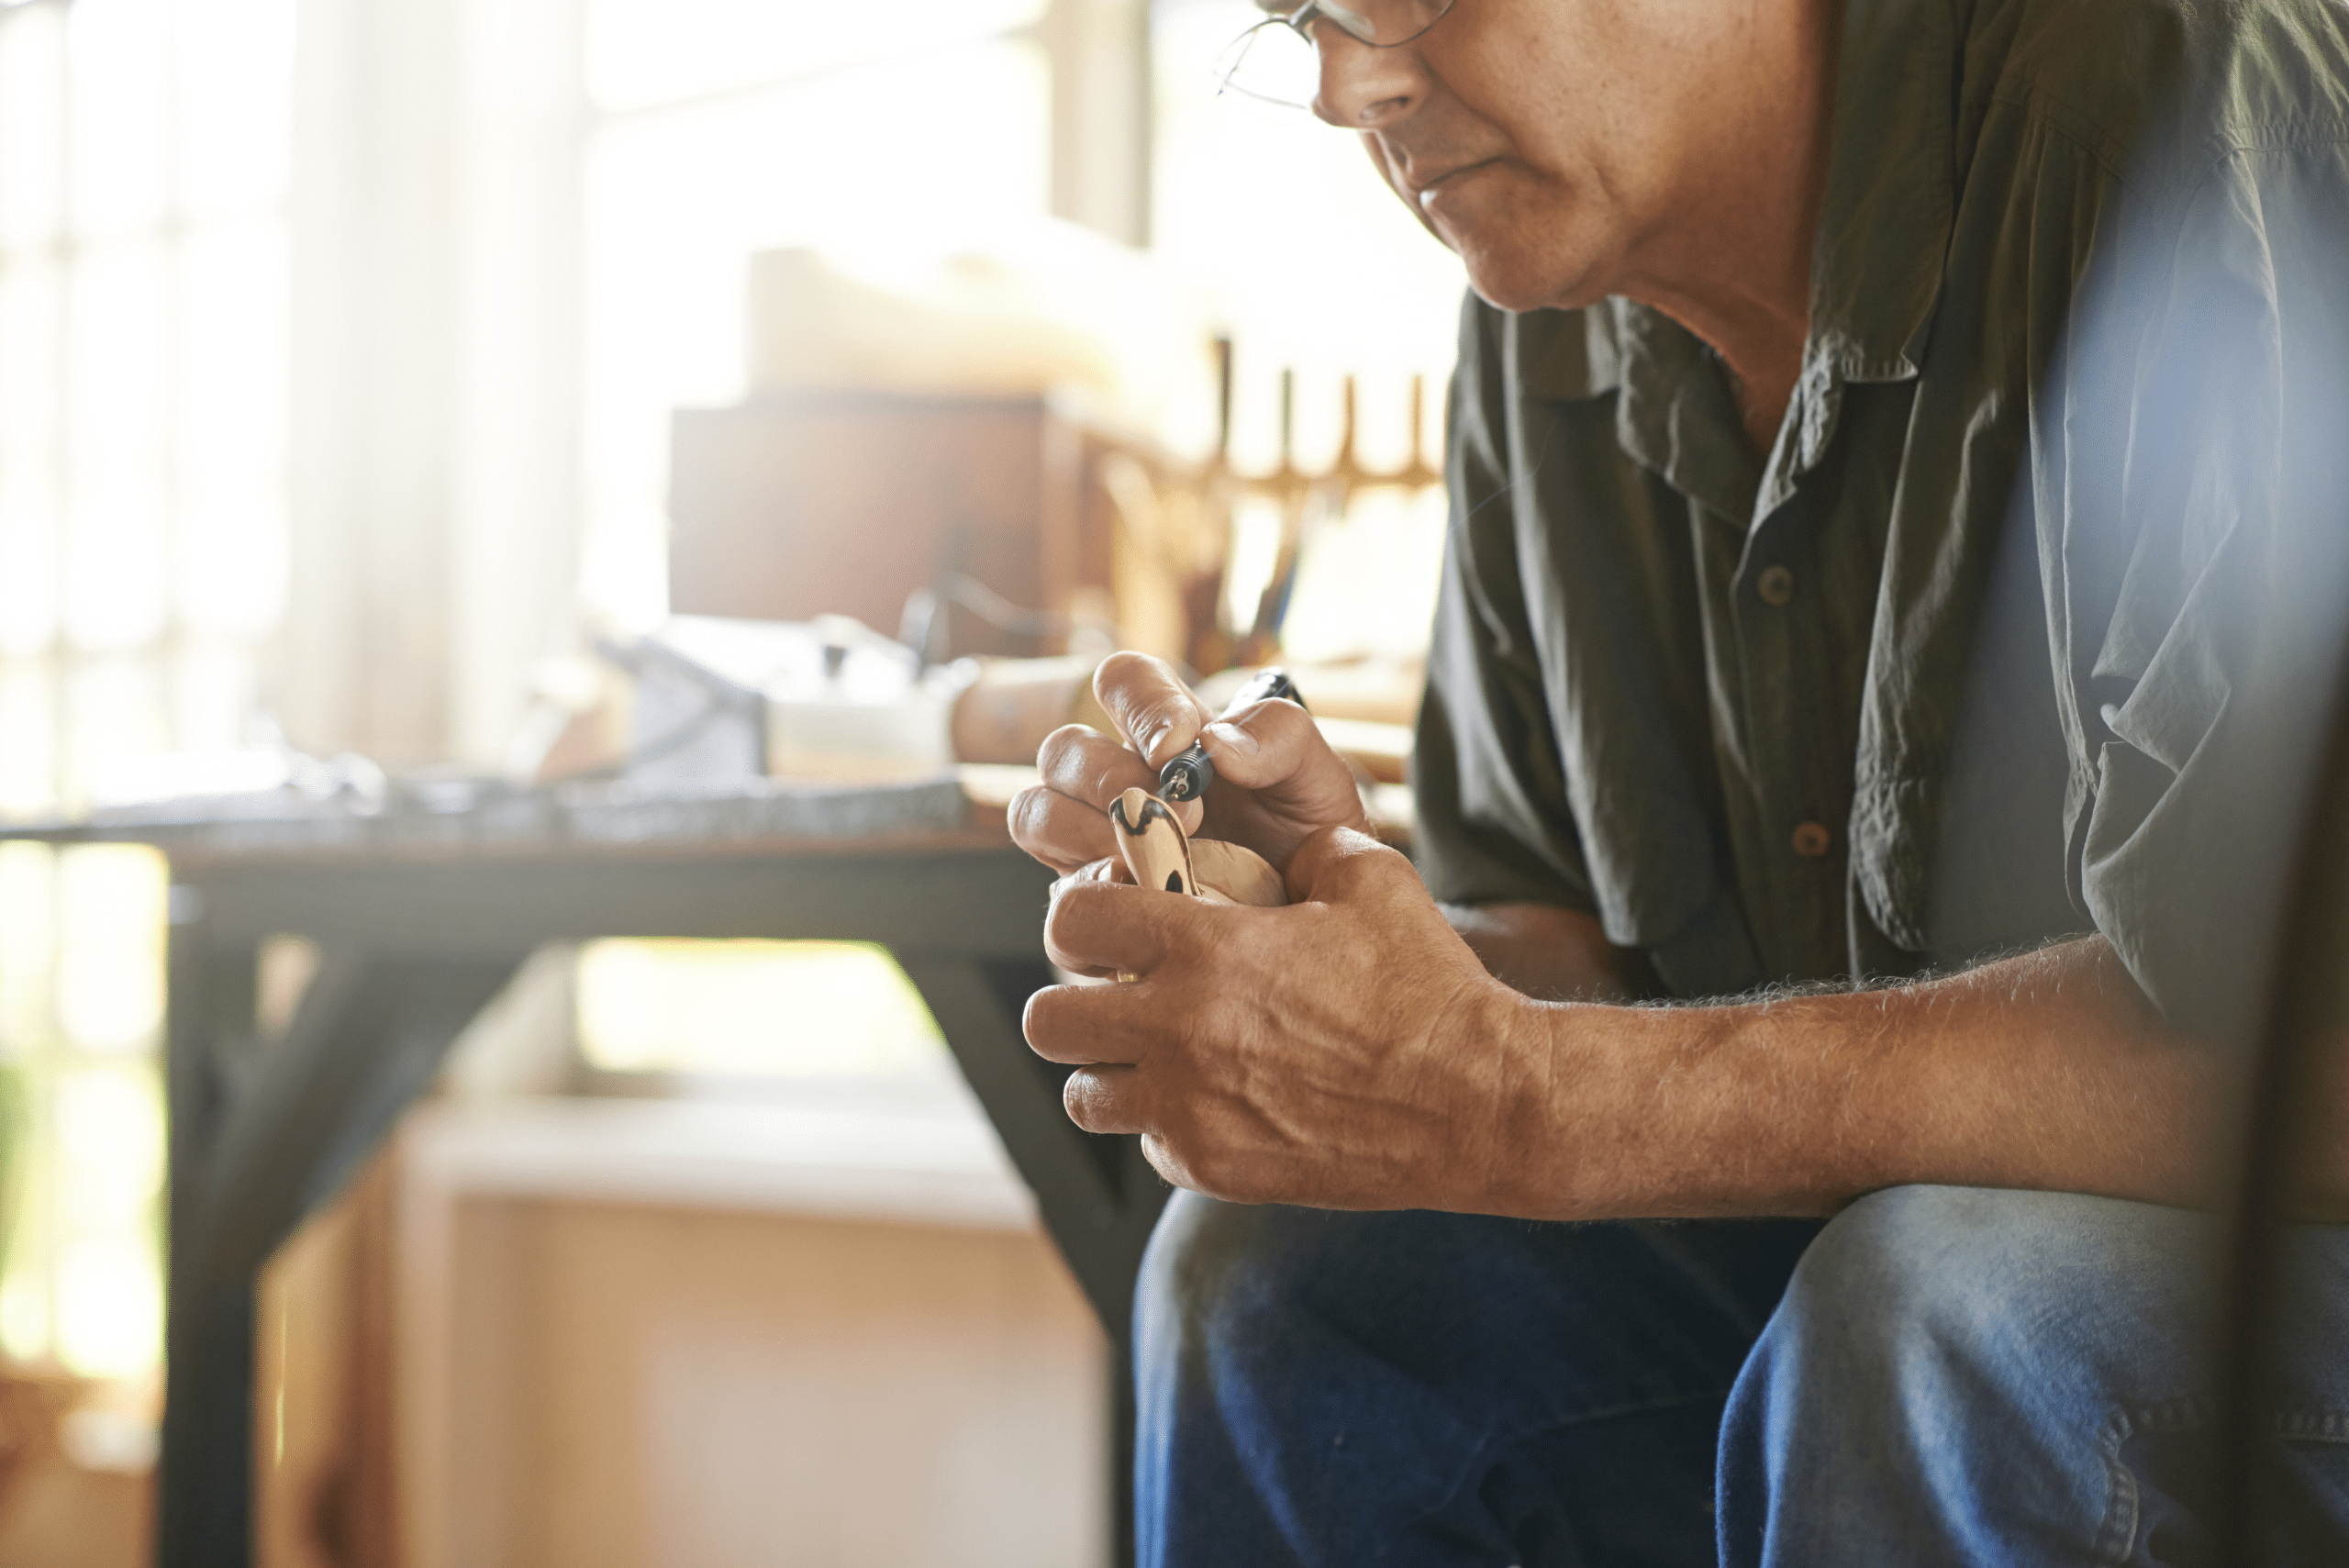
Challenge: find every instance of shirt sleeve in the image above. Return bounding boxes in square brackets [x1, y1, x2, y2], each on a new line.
[1411, 295, 1602, 914]
[2059, 141, 2349, 1040]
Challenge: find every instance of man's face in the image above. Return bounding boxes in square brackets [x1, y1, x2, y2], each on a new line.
[1317, 0, 1737, 313]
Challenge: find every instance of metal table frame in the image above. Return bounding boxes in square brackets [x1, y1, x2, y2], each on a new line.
[10, 778, 1167, 1567]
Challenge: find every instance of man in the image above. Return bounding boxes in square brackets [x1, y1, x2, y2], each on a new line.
[1012, 0, 2349, 1560]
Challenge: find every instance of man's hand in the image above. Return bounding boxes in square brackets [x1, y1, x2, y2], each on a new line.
[1008, 651, 1369, 878]
[1006, 664, 2242, 1224]
[1023, 827, 1532, 1210]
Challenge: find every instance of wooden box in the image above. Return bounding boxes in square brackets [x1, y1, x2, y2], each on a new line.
[667, 391, 1120, 659]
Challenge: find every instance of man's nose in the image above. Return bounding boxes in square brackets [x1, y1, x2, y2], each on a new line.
[1311, 31, 1424, 129]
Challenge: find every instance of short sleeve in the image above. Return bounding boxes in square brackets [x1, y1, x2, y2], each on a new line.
[2063, 143, 2349, 1039]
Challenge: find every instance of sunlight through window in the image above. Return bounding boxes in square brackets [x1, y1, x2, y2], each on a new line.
[0, 0, 295, 1407]
[577, 940, 952, 1081]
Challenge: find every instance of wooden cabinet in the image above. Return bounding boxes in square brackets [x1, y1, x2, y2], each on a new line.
[668, 392, 1141, 660]
[255, 1098, 1109, 1568]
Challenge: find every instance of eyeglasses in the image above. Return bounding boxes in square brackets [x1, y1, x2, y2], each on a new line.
[1212, 0, 1460, 120]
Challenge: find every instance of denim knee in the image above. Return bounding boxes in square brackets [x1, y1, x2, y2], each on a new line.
[1130, 1195, 1496, 1566]
[1132, 1190, 1310, 1390]
[1755, 1184, 2215, 1398]
[1134, 1198, 1820, 1568]
[1716, 1186, 2221, 1567]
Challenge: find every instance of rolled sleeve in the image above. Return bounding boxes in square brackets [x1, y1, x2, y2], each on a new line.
[2065, 142, 2349, 1038]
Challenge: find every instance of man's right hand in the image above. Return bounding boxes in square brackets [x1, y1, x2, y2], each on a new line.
[1008, 651, 1370, 878]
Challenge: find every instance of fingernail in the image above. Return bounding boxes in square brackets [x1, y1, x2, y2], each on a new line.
[1204, 721, 1255, 756]
[1141, 719, 1176, 758]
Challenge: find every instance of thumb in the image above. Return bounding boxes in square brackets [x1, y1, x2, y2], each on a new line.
[1199, 702, 1369, 840]
[1196, 699, 1341, 791]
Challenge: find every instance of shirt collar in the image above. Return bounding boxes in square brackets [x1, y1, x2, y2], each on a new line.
[1808, 0, 1961, 384]
[1507, 300, 1758, 520]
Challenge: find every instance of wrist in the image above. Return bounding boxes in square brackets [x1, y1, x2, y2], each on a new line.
[1460, 994, 1797, 1222]
[1448, 982, 1609, 1218]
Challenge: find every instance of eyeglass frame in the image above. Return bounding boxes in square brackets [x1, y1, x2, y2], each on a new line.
[1216, 0, 1463, 110]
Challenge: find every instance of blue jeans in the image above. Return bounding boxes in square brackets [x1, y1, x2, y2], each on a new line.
[1132, 1185, 2349, 1565]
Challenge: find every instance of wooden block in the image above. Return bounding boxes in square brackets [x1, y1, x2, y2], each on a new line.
[669, 393, 1056, 656]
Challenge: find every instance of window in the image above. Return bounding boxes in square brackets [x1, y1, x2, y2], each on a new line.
[0, 0, 1472, 1403]
[1152, 0, 1466, 663]
[579, 0, 1055, 628]
[0, 0, 295, 1396]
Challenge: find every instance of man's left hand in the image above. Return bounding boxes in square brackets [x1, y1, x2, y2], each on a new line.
[1023, 825, 1535, 1211]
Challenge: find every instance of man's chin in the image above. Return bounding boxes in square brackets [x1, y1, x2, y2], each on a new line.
[1458, 248, 1605, 315]
[1432, 204, 1607, 313]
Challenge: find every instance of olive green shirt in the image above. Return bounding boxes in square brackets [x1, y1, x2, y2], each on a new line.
[1413, 0, 2349, 1036]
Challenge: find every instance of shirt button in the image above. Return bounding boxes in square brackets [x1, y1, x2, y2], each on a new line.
[1757, 565, 1796, 606]
[1791, 821, 1832, 859]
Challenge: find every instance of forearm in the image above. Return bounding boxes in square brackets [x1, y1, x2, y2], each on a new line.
[1484, 936, 2235, 1220]
[1030, 827, 2261, 1219]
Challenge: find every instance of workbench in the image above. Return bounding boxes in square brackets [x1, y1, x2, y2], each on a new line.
[6, 773, 1166, 1568]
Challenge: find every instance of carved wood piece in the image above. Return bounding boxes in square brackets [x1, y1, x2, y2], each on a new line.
[1108, 788, 1196, 897]
[1108, 787, 1286, 909]
[1188, 839, 1286, 909]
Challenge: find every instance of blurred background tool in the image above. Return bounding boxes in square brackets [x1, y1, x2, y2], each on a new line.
[603, 616, 961, 787]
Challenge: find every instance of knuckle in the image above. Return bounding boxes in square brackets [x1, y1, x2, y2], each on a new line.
[1184, 1147, 1246, 1204]
[1041, 934, 1088, 976]
[1283, 833, 1335, 886]
[1021, 984, 1063, 1045]
[1136, 1133, 1184, 1188]
[1087, 753, 1138, 806]
[1062, 1069, 1109, 1131]
[1008, 785, 1060, 848]
[1041, 726, 1152, 806]
[1146, 1143, 1198, 1194]
[1035, 722, 1101, 773]
[1127, 687, 1188, 727]
[1318, 854, 1371, 900]
[1350, 840, 1411, 895]
[1042, 876, 1112, 956]
[1041, 891, 1081, 956]
[1093, 650, 1161, 695]
[1300, 824, 1376, 881]
[1250, 695, 1316, 741]
[1095, 654, 1194, 750]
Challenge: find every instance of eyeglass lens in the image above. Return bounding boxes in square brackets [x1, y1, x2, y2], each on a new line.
[1275, 0, 1456, 48]
[1216, 20, 1321, 114]
[1216, 0, 1456, 114]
